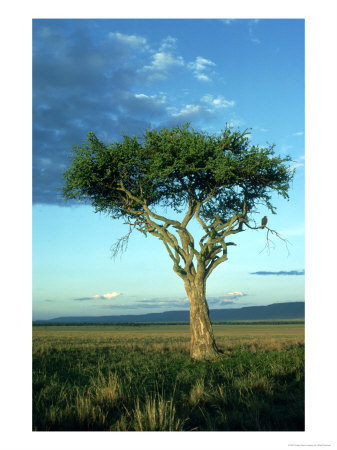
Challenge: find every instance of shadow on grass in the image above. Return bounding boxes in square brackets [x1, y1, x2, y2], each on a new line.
[33, 341, 304, 431]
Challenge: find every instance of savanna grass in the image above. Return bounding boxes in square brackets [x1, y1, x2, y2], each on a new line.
[33, 323, 304, 431]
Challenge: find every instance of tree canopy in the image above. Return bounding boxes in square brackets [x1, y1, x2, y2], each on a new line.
[63, 124, 293, 220]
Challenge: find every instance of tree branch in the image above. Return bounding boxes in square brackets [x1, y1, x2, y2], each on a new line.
[243, 221, 291, 255]
[205, 253, 228, 280]
[110, 225, 133, 259]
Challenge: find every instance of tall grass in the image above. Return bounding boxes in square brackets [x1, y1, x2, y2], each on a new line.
[33, 323, 304, 431]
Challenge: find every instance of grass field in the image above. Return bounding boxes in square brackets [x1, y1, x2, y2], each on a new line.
[33, 322, 304, 431]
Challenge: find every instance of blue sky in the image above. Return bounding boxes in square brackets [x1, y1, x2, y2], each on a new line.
[32, 18, 305, 320]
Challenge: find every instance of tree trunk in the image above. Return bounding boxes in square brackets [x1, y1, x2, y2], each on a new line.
[185, 279, 222, 361]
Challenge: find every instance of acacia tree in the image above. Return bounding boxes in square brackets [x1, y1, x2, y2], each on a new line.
[62, 124, 293, 361]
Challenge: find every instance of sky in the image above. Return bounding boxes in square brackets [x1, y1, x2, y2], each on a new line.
[32, 18, 305, 320]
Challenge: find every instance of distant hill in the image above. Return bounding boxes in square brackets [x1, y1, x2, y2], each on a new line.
[34, 302, 304, 324]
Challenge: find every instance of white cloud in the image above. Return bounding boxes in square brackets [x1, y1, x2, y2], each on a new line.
[152, 52, 184, 70]
[134, 93, 166, 104]
[118, 92, 168, 119]
[168, 94, 235, 123]
[141, 51, 184, 79]
[196, 73, 211, 81]
[201, 94, 235, 108]
[73, 292, 122, 301]
[159, 36, 178, 51]
[293, 131, 304, 136]
[102, 292, 121, 299]
[108, 32, 147, 48]
[171, 104, 201, 117]
[222, 291, 245, 299]
[193, 56, 216, 71]
[188, 56, 216, 82]
[207, 291, 247, 307]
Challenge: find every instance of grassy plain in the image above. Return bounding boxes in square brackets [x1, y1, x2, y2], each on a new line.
[33, 322, 304, 431]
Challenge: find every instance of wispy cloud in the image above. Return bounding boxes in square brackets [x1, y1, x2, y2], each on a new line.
[167, 103, 213, 125]
[290, 155, 305, 170]
[99, 292, 247, 310]
[159, 36, 178, 51]
[108, 32, 148, 50]
[167, 93, 235, 125]
[250, 270, 304, 276]
[142, 37, 219, 83]
[201, 94, 235, 108]
[222, 19, 235, 25]
[100, 304, 139, 310]
[248, 19, 261, 44]
[96, 291, 246, 310]
[73, 292, 121, 301]
[280, 144, 293, 153]
[99, 298, 189, 310]
[207, 291, 247, 307]
[141, 49, 184, 80]
[221, 291, 245, 299]
[120, 92, 168, 119]
[188, 56, 216, 82]
[171, 104, 202, 118]
[136, 298, 189, 309]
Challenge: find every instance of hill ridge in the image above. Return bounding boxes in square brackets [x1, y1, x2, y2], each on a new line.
[34, 301, 304, 324]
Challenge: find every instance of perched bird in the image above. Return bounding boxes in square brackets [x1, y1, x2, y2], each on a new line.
[261, 216, 268, 228]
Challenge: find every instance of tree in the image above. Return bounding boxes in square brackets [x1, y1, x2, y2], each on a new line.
[62, 124, 294, 361]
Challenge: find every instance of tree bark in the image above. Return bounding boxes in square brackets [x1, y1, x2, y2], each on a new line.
[185, 279, 222, 361]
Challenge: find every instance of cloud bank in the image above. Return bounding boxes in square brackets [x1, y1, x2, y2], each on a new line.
[98, 291, 246, 310]
[73, 292, 121, 301]
[250, 270, 305, 276]
[33, 21, 235, 205]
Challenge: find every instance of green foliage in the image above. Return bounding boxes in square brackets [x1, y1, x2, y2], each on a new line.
[62, 124, 294, 223]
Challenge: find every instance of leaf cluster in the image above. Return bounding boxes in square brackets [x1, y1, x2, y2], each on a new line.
[62, 124, 294, 223]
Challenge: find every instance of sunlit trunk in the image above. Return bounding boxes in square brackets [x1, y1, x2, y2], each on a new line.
[185, 279, 221, 361]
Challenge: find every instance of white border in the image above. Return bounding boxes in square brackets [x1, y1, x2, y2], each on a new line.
[2, 1, 337, 449]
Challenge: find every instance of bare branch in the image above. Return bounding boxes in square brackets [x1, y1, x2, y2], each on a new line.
[110, 225, 133, 259]
[259, 227, 292, 256]
[243, 221, 291, 255]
